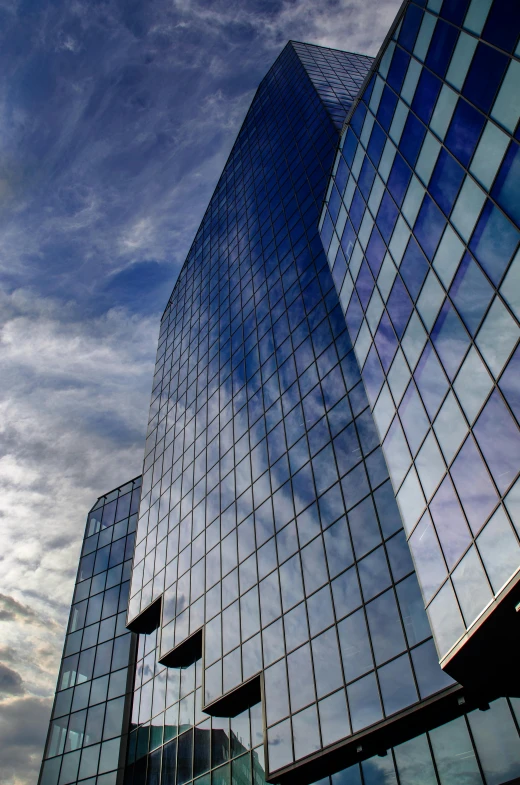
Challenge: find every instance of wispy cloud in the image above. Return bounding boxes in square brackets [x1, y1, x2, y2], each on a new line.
[0, 0, 400, 782]
[0, 293, 157, 783]
[0, 593, 41, 623]
[0, 663, 25, 696]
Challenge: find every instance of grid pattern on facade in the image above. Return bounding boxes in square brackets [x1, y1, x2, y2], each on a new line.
[39, 478, 142, 785]
[307, 696, 520, 785]
[124, 631, 266, 785]
[320, 0, 520, 663]
[292, 42, 374, 130]
[124, 39, 460, 781]
[125, 689, 520, 785]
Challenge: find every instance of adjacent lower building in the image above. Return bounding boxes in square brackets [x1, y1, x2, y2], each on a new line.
[40, 2, 520, 785]
[39, 478, 142, 785]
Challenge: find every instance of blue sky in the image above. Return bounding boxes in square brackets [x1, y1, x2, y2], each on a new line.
[0, 0, 399, 781]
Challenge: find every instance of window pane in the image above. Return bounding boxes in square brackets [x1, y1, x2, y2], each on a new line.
[288, 644, 315, 712]
[338, 609, 373, 683]
[347, 672, 383, 732]
[378, 653, 418, 715]
[411, 638, 455, 698]
[319, 690, 351, 746]
[430, 716, 483, 785]
[366, 589, 406, 664]
[293, 704, 321, 760]
[395, 732, 437, 785]
[468, 699, 520, 785]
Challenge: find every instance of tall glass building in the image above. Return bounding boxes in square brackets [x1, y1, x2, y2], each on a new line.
[40, 3, 520, 785]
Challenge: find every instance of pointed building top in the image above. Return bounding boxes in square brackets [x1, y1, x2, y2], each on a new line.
[290, 40, 373, 129]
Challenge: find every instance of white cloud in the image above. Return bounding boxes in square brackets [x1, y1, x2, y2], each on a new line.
[0, 291, 156, 730]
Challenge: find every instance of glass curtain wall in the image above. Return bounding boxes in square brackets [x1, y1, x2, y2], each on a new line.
[124, 39, 458, 785]
[310, 696, 520, 785]
[320, 0, 520, 666]
[39, 478, 141, 785]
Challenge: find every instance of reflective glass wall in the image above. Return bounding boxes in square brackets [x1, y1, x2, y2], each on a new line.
[320, 0, 520, 666]
[124, 39, 460, 783]
[124, 627, 267, 785]
[39, 477, 141, 785]
[291, 42, 378, 130]
[310, 697, 520, 785]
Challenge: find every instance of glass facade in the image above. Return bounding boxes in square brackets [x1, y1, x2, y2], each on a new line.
[40, 5, 520, 785]
[290, 42, 377, 130]
[39, 477, 141, 785]
[319, 0, 520, 669]
[125, 38, 461, 784]
[124, 625, 267, 785]
[309, 696, 520, 785]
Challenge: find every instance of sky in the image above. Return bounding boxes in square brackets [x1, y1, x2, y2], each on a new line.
[0, 0, 400, 781]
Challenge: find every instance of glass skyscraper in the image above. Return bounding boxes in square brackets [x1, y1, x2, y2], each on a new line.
[40, 3, 520, 785]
